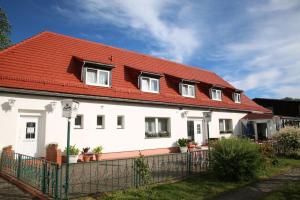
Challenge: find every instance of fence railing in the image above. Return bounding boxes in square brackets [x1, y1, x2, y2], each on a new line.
[0, 151, 60, 199]
[64, 150, 209, 198]
[0, 149, 209, 199]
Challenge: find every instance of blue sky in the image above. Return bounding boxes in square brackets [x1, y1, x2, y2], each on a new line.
[1, 0, 300, 98]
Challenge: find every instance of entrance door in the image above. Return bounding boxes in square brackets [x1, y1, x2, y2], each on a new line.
[17, 116, 40, 156]
[187, 120, 204, 145]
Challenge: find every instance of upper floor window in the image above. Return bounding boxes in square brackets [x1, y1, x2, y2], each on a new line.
[211, 89, 222, 101]
[181, 83, 195, 98]
[85, 68, 110, 87]
[233, 93, 241, 103]
[141, 77, 159, 93]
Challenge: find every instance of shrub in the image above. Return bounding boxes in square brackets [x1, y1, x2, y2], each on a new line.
[92, 146, 103, 154]
[134, 153, 152, 186]
[259, 142, 278, 167]
[273, 126, 300, 157]
[211, 138, 262, 181]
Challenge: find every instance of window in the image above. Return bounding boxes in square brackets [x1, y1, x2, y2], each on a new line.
[181, 83, 195, 98]
[26, 122, 36, 139]
[117, 115, 125, 129]
[233, 93, 241, 103]
[145, 117, 170, 138]
[75, 115, 83, 129]
[219, 119, 233, 134]
[211, 89, 222, 101]
[97, 115, 105, 129]
[85, 68, 110, 87]
[141, 77, 159, 93]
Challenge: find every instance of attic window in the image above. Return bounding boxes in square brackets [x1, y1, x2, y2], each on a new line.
[140, 77, 159, 93]
[85, 68, 110, 87]
[180, 83, 195, 98]
[211, 88, 222, 101]
[233, 93, 241, 103]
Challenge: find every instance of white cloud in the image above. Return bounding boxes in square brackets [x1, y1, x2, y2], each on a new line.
[56, 0, 200, 62]
[220, 0, 300, 98]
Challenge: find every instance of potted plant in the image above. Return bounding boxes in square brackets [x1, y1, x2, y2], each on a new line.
[177, 138, 188, 153]
[92, 146, 103, 161]
[65, 145, 80, 163]
[82, 147, 91, 162]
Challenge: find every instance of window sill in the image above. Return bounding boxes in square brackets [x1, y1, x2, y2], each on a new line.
[96, 127, 104, 129]
[74, 127, 83, 129]
[141, 90, 159, 94]
[145, 136, 171, 139]
[212, 99, 222, 101]
[220, 131, 233, 134]
[182, 95, 196, 98]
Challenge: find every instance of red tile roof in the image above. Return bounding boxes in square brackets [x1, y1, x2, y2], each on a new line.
[0, 31, 270, 113]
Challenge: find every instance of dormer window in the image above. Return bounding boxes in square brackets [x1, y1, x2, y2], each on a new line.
[85, 68, 110, 87]
[140, 77, 159, 93]
[211, 88, 222, 101]
[233, 93, 241, 103]
[81, 59, 114, 87]
[180, 83, 195, 98]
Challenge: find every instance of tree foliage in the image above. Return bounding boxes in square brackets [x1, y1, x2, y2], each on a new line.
[0, 8, 11, 50]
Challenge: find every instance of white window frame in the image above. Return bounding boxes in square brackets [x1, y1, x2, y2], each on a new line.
[145, 117, 170, 138]
[117, 115, 125, 129]
[211, 89, 222, 101]
[96, 115, 105, 129]
[74, 115, 83, 129]
[140, 77, 159, 93]
[85, 68, 111, 87]
[181, 83, 195, 98]
[219, 119, 233, 134]
[233, 93, 241, 103]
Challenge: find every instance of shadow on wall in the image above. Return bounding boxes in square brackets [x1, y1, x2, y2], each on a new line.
[1, 102, 12, 112]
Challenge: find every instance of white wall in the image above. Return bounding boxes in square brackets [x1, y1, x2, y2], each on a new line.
[0, 93, 247, 156]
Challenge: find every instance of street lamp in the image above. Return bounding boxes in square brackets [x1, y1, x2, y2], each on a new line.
[61, 99, 79, 199]
[203, 112, 212, 159]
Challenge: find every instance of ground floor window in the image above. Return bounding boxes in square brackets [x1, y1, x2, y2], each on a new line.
[219, 119, 233, 134]
[145, 117, 170, 138]
[75, 115, 83, 129]
[117, 115, 125, 129]
[97, 115, 105, 129]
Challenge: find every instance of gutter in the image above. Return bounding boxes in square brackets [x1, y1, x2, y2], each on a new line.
[0, 87, 260, 113]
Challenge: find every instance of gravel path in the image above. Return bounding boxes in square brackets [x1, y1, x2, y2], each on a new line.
[214, 167, 300, 200]
[0, 176, 35, 200]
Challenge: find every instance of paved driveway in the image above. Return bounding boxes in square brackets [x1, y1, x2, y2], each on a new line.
[0, 176, 34, 200]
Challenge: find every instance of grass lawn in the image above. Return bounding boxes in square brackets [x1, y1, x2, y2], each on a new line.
[78, 158, 300, 200]
[260, 181, 300, 200]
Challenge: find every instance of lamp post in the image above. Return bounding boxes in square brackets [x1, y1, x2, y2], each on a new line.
[61, 99, 79, 199]
[203, 112, 212, 159]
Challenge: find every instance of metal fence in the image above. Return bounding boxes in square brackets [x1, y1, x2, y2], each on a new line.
[0, 151, 60, 198]
[0, 150, 209, 199]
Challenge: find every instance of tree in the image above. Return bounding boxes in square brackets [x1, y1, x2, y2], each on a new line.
[0, 8, 11, 50]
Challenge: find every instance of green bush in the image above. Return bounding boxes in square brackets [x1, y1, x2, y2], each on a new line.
[274, 126, 300, 158]
[211, 138, 262, 181]
[260, 142, 278, 167]
[177, 138, 189, 147]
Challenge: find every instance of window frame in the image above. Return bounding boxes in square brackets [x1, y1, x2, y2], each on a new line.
[74, 115, 84, 129]
[96, 115, 105, 129]
[140, 76, 160, 93]
[211, 89, 222, 101]
[145, 117, 170, 138]
[219, 119, 233, 134]
[181, 83, 195, 98]
[85, 67, 111, 87]
[117, 115, 125, 129]
[233, 93, 241, 103]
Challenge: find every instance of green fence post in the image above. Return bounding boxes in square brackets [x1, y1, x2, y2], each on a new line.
[17, 154, 22, 179]
[55, 164, 59, 200]
[42, 161, 47, 194]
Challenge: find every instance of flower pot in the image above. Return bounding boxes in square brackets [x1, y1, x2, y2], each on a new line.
[180, 147, 188, 153]
[83, 155, 90, 162]
[69, 155, 78, 163]
[95, 153, 102, 161]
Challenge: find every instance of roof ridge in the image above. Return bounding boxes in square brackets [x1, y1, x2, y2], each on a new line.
[0, 31, 49, 56]
[43, 31, 215, 74]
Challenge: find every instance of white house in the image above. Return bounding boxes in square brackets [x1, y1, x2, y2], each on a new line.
[0, 31, 270, 158]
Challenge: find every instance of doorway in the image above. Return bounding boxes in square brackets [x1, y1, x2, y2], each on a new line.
[257, 123, 268, 140]
[187, 119, 204, 145]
